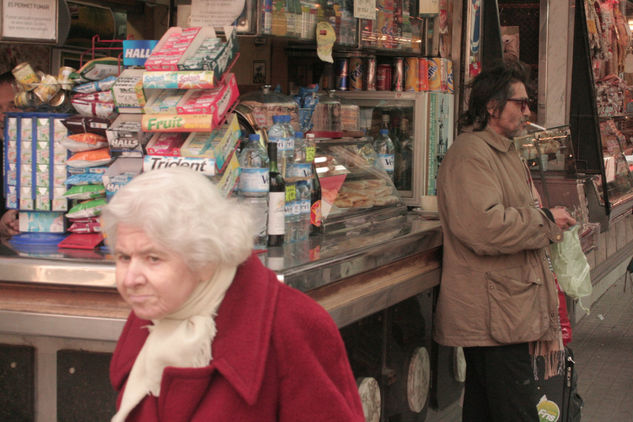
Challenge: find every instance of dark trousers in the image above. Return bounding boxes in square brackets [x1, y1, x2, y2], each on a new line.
[462, 343, 538, 422]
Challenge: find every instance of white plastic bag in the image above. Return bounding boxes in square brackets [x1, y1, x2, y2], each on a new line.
[550, 225, 592, 313]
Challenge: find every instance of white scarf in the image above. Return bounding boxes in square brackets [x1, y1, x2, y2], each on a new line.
[111, 265, 237, 422]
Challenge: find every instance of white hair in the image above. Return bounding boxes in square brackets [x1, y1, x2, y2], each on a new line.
[101, 167, 255, 270]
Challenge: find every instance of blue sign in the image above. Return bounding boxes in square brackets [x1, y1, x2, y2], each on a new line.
[122, 40, 158, 66]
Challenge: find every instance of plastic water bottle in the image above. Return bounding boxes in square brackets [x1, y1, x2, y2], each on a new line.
[268, 115, 288, 174]
[375, 129, 395, 180]
[295, 180, 312, 241]
[238, 134, 269, 248]
[279, 115, 295, 178]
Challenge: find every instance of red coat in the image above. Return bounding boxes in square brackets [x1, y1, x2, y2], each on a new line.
[110, 254, 365, 422]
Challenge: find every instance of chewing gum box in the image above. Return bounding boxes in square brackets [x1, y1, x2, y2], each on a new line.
[106, 114, 153, 157]
[142, 113, 214, 132]
[180, 112, 240, 172]
[143, 155, 218, 176]
[112, 68, 146, 113]
[176, 73, 239, 126]
[145, 133, 187, 156]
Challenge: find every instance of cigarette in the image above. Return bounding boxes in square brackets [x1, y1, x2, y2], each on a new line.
[526, 121, 547, 131]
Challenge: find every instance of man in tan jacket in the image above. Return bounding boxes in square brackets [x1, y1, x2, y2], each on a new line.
[435, 60, 576, 421]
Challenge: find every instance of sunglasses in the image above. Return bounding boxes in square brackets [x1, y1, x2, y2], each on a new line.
[507, 98, 530, 112]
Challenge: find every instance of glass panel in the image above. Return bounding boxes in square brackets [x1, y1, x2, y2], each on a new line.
[342, 97, 416, 196]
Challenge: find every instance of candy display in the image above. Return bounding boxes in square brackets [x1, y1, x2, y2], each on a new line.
[111, 69, 146, 113]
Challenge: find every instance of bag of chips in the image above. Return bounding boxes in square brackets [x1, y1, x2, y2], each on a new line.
[61, 133, 108, 152]
[67, 148, 112, 168]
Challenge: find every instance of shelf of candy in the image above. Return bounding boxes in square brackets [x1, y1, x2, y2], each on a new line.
[314, 137, 406, 235]
[3, 113, 70, 233]
[260, 0, 357, 46]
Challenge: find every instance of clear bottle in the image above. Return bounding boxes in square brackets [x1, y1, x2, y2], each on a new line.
[375, 129, 395, 180]
[280, 115, 295, 178]
[238, 133, 270, 248]
[267, 142, 285, 246]
[396, 118, 413, 191]
[295, 180, 312, 242]
[268, 115, 288, 177]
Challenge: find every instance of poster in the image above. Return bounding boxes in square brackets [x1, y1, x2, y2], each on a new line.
[2, 0, 57, 41]
[190, 0, 244, 27]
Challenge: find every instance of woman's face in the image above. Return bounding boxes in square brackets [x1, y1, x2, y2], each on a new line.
[114, 224, 203, 320]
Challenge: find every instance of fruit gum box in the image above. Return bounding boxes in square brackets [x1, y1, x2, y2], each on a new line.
[112, 68, 146, 113]
[176, 73, 239, 126]
[181, 113, 241, 172]
[212, 149, 240, 198]
[177, 27, 238, 78]
[145, 132, 187, 156]
[142, 113, 214, 132]
[142, 71, 215, 90]
[106, 114, 152, 157]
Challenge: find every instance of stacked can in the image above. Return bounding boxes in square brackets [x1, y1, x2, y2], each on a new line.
[404, 57, 418, 91]
[12, 62, 39, 91]
[335, 57, 349, 91]
[428, 58, 441, 91]
[392, 58, 404, 91]
[349, 56, 364, 90]
[418, 58, 429, 91]
[366, 56, 377, 90]
[376, 64, 392, 91]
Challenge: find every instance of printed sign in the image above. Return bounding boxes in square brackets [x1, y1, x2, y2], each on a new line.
[122, 40, 158, 66]
[190, 0, 244, 27]
[2, 0, 57, 41]
[354, 0, 376, 20]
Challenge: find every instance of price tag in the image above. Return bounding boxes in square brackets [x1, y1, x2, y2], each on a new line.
[306, 146, 316, 163]
[285, 184, 296, 202]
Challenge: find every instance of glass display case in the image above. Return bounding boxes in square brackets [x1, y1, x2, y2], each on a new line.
[314, 136, 407, 236]
[596, 118, 633, 210]
[337, 91, 454, 207]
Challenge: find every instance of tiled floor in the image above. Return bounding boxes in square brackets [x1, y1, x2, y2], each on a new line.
[425, 275, 633, 421]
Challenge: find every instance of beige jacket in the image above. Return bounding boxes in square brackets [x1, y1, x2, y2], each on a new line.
[434, 126, 563, 347]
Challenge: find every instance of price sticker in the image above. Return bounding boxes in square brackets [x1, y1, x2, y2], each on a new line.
[285, 184, 296, 202]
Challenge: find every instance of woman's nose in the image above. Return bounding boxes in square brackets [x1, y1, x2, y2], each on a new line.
[122, 259, 145, 287]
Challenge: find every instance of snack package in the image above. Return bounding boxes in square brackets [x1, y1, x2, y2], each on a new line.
[72, 75, 117, 93]
[142, 71, 215, 89]
[58, 232, 104, 249]
[106, 114, 152, 157]
[71, 96, 116, 119]
[145, 132, 187, 156]
[65, 198, 107, 219]
[102, 157, 142, 200]
[66, 148, 112, 168]
[66, 165, 108, 176]
[61, 133, 109, 152]
[73, 91, 114, 103]
[62, 115, 111, 136]
[65, 173, 104, 186]
[71, 58, 120, 81]
[64, 184, 106, 200]
[68, 218, 102, 233]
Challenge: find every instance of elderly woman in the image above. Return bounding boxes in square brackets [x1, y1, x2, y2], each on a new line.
[102, 168, 364, 422]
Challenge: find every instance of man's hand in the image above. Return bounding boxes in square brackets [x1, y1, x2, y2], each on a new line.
[550, 206, 576, 231]
[0, 209, 19, 238]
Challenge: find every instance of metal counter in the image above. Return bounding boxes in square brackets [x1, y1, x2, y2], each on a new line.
[0, 215, 442, 338]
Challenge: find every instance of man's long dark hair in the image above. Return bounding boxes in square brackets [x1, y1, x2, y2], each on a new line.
[459, 60, 529, 131]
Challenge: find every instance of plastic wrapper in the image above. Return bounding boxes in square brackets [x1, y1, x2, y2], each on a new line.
[72, 75, 117, 93]
[144, 89, 185, 114]
[61, 132, 108, 152]
[142, 71, 215, 89]
[68, 218, 101, 233]
[63, 184, 106, 200]
[62, 115, 111, 136]
[64, 173, 104, 186]
[65, 198, 107, 219]
[66, 148, 112, 168]
[71, 96, 116, 119]
[71, 58, 120, 81]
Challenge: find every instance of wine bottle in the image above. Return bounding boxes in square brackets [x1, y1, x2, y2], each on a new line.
[267, 141, 285, 246]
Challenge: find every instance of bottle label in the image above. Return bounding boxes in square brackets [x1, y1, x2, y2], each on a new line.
[239, 168, 269, 193]
[301, 199, 311, 214]
[277, 137, 294, 152]
[305, 146, 316, 162]
[268, 191, 285, 235]
[378, 154, 395, 172]
[287, 163, 312, 179]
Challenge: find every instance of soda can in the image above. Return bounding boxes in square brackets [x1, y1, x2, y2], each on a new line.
[12, 62, 39, 91]
[14, 91, 34, 108]
[335, 57, 349, 91]
[377, 64, 392, 91]
[442, 58, 454, 93]
[428, 58, 442, 91]
[49, 90, 66, 108]
[33, 74, 60, 104]
[349, 56, 364, 90]
[366, 56, 377, 90]
[418, 58, 429, 91]
[405, 57, 419, 91]
[393, 58, 404, 91]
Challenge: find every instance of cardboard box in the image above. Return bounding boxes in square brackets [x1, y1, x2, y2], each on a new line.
[176, 73, 239, 126]
[112, 68, 146, 113]
[106, 114, 152, 157]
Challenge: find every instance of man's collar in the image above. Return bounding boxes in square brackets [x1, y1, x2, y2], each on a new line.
[469, 126, 514, 152]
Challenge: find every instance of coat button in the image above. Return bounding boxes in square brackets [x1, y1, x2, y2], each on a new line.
[556, 234, 561, 241]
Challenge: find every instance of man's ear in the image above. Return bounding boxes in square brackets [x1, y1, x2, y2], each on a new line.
[486, 100, 498, 119]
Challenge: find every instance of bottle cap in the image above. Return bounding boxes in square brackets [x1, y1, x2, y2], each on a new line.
[272, 115, 282, 123]
[249, 133, 260, 141]
[295, 131, 303, 138]
[380, 129, 388, 135]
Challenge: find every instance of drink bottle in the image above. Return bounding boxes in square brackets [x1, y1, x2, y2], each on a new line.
[238, 133, 269, 247]
[267, 142, 285, 246]
[375, 129, 395, 180]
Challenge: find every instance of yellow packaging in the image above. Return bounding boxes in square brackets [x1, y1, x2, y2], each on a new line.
[142, 114, 214, 132]
[405, 57, 419, 92]
[428, 58, 441, 91]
